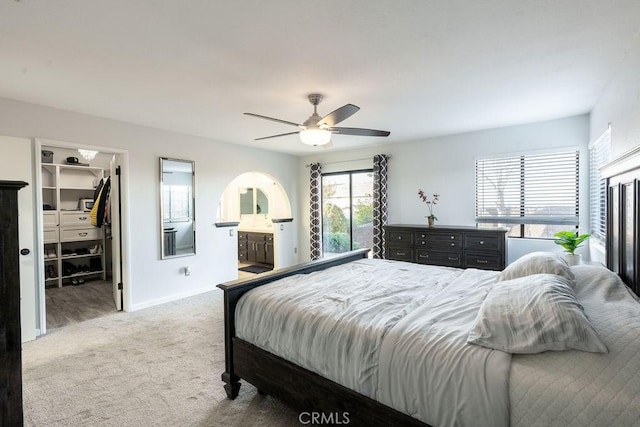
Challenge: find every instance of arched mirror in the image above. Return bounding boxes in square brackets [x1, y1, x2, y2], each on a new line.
[160, 158, 195, 259]
[240, 187, 269, 215]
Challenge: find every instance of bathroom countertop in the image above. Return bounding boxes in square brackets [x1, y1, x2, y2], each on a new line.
[238, 227, 274, 234]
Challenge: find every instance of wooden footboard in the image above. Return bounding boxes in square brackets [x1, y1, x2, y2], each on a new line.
[217, 249, 429, 426]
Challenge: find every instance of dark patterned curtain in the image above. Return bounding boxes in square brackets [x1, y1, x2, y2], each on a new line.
[309, 163, 322, 260]
[372, 155, 389, 258]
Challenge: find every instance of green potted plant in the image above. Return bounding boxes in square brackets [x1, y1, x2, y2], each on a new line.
[553, 230, 590, 266]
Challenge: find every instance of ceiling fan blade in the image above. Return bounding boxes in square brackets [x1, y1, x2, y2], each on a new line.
[317, 104, 360, 127]
[244, 113, 300, 128]
[331, 127, 391, 137]
[254, 131, 300, 141]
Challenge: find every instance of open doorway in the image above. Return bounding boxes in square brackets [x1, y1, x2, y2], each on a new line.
[219, 171, 294, 279]
[36, 140, 128, 333]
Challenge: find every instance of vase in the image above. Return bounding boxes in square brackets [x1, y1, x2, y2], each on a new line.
[427, 216, 435, 228]
[564, 253, 581, 266]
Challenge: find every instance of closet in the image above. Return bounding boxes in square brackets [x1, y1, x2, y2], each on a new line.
[42, 163, 107, 287]
[40, 145, 119, 329]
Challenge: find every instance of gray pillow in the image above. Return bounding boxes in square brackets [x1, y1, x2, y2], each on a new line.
[467, 274, 608, 354]
[499, 251, 575, 284]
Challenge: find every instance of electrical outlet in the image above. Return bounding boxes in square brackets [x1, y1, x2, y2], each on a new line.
[184, 266, 191, 276]
[294, 247, 297, 254]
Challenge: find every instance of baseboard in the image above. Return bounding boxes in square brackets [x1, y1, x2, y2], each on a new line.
[129, 284, 216, 312]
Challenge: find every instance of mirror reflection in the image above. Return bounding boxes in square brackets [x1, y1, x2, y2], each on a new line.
[160, 158, 195, 258]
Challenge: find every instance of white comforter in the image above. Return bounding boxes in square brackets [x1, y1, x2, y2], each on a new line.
[235, 258, 465, 400]
[510, 265, 640, 426]
[235, 259, 640, 427]
[235, 258, 509, 426]
[377, 268, 510, 426]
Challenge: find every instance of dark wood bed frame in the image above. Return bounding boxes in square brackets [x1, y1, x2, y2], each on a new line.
[218, 146, 640, 426]
[218, 248, 427, 426]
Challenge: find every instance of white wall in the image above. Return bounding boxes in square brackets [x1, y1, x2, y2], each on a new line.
[589, 33, 640, 263]
[0, 97, 299, 320]
[590, 34, 640, 159]
[298, 115, 590, 264]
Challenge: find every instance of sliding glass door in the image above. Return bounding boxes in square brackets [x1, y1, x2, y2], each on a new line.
[322, 170, 373, 256]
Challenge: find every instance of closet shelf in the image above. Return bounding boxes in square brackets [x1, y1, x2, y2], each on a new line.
[60, 252, 103, 260]
[62, 270, 104, 279]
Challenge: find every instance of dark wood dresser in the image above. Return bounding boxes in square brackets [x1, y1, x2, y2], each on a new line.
[0, 180, 28, 426]
[384, 224, 508, 270]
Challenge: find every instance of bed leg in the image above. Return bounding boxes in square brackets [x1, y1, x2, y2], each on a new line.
[222, 372, 241, 399]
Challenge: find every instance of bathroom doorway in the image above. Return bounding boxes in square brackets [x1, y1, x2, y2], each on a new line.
[219, 171, 294, 278]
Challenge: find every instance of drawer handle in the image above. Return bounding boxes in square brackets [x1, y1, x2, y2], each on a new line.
[448, 256, 458, 261]
[79, 232, 88, 237]
[479, 241, 484, 245]
[419, 254, 429, 258]
[398, 236, 402, 240]
[421, 234, 426, 238]
[451, 243, 456, 247]
[421, 241, 426, 245]
[79, 216, 87, 220]
[477, 259, 488, 264]
[450, 236, 454, 239]
[397, 252, 406, 256]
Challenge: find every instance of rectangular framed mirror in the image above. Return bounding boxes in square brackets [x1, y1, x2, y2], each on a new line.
[160, 158, 195, 259]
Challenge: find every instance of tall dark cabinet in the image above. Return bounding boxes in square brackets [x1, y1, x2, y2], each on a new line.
[0, 180, 28, 426]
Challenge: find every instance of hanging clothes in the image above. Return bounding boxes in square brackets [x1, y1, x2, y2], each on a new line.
[90, 176, 111, 227]
[90, 183, 105, 227]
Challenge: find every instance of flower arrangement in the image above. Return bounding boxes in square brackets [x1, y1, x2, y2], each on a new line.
[418, 189, 439, 222]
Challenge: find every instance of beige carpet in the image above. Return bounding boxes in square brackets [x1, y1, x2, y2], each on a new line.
[22, 288, 300, 426]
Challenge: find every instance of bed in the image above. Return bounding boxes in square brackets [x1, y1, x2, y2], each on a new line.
[218, 147, 640, 426]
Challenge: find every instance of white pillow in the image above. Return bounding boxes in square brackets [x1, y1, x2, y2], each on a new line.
[499, 251, 575, 284]
[467, 274, 608, 354]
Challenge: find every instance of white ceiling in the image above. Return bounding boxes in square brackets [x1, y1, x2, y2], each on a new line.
[1, 1, 639, 155]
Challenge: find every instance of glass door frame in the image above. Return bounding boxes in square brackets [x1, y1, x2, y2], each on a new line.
[321, 168, 373, 255]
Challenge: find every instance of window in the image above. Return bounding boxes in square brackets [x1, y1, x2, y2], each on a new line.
[589, 127, 611, 241]
[476, 150, 579, 238]
[163, 185, 192, 221]
[321, 170, 373, 255]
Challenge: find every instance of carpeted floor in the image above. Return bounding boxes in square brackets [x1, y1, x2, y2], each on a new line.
[22, 288, 300, 426]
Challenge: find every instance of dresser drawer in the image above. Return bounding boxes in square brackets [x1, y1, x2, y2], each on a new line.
[61, 227, 102, 242]
[415, 238, 462, 251]
[465, 234, 502, 251]
[416, 250, 463, 268]
[238, 251, 248, 262]
[60, 211, 92, 228]
[465, 253, 503, 270]
[387, 231, 413, 246]
[43, 211, 58, 228]
[416, 232, 462, 248]
[386, 247, 413, 261]
[238, 232, 249, 240]
[238, 240, 248, 250]
[266, 234, 274, 243]
[43, 227, 59, 244]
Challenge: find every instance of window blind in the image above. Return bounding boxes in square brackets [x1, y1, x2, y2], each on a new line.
[476, 151, 579, 225]
[589, 127, 611, 241]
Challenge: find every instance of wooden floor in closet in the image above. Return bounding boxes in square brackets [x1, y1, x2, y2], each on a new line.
[46, 279, 117, 330]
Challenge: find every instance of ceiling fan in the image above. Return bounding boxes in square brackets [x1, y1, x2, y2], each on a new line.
[244, 94, 390, 147]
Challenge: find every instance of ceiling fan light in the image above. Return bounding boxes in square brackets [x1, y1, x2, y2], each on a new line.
[299, 129, 331, 146]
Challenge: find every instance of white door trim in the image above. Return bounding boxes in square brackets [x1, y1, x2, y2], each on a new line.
[34, 138, 132, 335]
